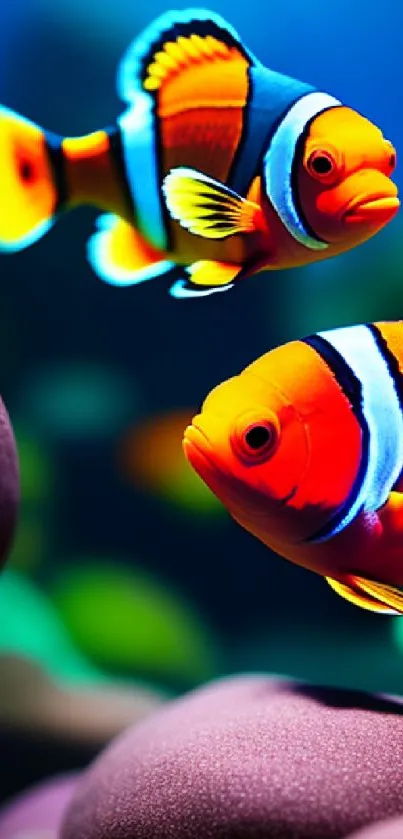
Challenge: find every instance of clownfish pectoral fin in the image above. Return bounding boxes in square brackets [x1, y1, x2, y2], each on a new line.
[0, 106, 63, 252]
[117, 9, 257, 104]
[325, 575, 402, 615]
[87, 214, 175, 287]
[163, 168, 265, 240]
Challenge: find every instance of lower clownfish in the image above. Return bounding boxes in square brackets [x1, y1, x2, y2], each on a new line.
[184, 322, 403, 614]
[0, 9, 399, 298]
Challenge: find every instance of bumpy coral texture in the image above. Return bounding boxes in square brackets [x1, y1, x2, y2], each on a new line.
[61, 676, 403, 839]
[0, 773, 79, 838]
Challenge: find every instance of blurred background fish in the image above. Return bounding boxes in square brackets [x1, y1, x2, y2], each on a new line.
[0, 8, 399, 299]
[183, 321, 403, 616]
[0, 0, 403, 810]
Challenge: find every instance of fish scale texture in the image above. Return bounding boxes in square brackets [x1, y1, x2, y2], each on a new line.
[61, 676, 403, 839]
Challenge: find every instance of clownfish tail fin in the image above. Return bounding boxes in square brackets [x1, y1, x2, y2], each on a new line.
[0, 105, 67, 253]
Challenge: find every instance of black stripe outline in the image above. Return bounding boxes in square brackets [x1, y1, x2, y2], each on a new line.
[106, 125, 136, 219]
[302, 333, 369, 542]
[290, 115, 329, 244]
[45, 130, 68, 210]
[367, 323, 403, 489]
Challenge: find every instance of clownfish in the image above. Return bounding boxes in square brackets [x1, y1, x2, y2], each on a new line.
[0, 9, 399, 298]
[184, 322, 403, 614]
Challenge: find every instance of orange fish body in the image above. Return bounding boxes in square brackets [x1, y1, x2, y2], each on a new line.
[184, 321, 403, 614]
[0, 9, 399, 298]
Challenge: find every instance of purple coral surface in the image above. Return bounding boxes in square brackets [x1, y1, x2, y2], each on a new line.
[61, 675, 403, 839]
[0, 773, 79, 838]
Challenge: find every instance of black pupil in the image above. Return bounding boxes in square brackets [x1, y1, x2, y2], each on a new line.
[312, 155, 332, 174]
[390, 153, 396, 169]
[244, 425, 271, 451]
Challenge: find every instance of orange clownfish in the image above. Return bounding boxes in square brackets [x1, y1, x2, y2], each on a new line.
[0, 9, 399, 298]
[184, 322, 403, 614]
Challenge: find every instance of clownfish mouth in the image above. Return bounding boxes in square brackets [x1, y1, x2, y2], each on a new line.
[344, 194, 400, 223]
[183, 424, 258, 517]
[183, 425, 223, 492]
[183, 425, 214, 466]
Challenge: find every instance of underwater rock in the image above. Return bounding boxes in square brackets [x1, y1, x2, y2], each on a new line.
[346, 817, 403, 837]
[0, 773, 79, 838]
[61, 675, 403, 839]
[0, 398, 19, 570]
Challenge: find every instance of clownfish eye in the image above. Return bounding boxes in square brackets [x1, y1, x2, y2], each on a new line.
[306, 149, 336, 179]
[384, 141, 396, 172]
[244, 424, 273, 451]
[233, 416, 279, 462]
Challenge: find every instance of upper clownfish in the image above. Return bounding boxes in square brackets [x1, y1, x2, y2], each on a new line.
[184, 322, 403, 614]
[0, 9, 399, 299]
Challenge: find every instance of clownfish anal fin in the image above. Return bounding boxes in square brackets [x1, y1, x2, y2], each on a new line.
[325, 574, 403, 615]
[117, 9, 256, 103]
[87, 213, 174, 287]
[163, 167, 265, 239]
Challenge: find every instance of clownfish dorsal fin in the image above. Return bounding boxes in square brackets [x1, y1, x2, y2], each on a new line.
[325, 574, 403, 615]
[117, 9, 258, 102]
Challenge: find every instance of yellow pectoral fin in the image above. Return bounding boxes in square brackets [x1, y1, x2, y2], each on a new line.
[326, 575, 403, 615]
[163, 167, 264, 239]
